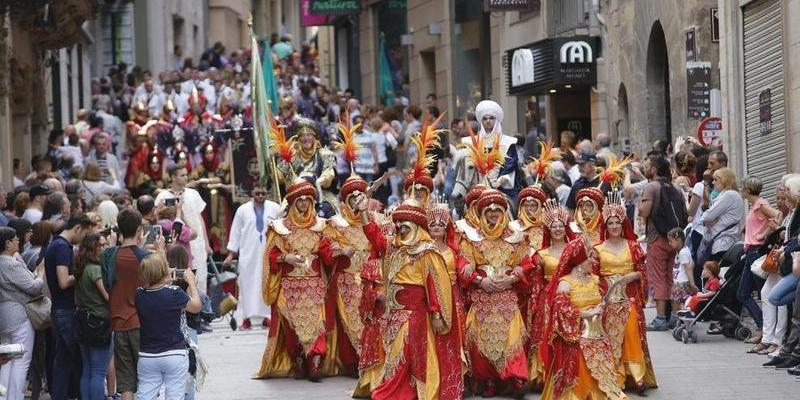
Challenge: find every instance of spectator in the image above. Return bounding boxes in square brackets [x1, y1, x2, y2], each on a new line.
[60, 128, 85, 168]
[80, 162, 123, 207]
[107, 208, 152, 400]
[46, 213, 94, 399]
[668, 227, 696, 316]
[565, 153, 600, 211]
[22, 221, 54, 272]
[6, 218, 32, 258]
[87, 135, 123, 188]
[157, 205, 196, 268]
[0, 226, 46, 400]
[272, 35, 294, 60]
[595, 132, 613, 162]
[135, 253, 200, 400]
[678, 261, 722, 316]
[75, 234, 112, 400]
[43, 192, 71, 230]
[23, 185, 52, 224]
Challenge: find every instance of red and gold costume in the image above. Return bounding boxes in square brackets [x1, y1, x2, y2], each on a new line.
[256, 180, 337, 381]
[527, 200, 575, 387]
[427, 203, 468, 399]
[368, 201, 455, 400]
[454, 184, 487, 242]
[192, 142, 233, 256]
[404, 112, 446, 208]
[512, 186, 548, 254]
[591, 193, 657, 391]
[571, 187, 605, 246]
[459, 189, 531, 395]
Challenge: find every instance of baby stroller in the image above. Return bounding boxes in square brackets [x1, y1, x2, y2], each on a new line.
[672, 243, 751, 343]
[208, 259, 240, 331]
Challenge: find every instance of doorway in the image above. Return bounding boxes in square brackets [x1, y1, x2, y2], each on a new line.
[646, 21, 671, 147]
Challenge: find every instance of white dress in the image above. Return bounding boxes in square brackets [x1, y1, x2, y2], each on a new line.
[227, 200, 281, 319]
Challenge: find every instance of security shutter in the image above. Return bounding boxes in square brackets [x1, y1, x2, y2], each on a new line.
[102, 3, 135, 71]
[742, 0, 786, 199]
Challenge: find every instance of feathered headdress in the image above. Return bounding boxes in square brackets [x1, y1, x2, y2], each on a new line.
[528, 141, 561, 183]
[268, 116, 294, 164]
[465, 121, 504, 184]
[595, 153, 633, 189]
[408, 111, 447, 184]
[333, 110, 362, 174]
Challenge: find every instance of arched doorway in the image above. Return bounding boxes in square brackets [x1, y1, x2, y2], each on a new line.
[616, 83, 630, 151]
[646, 21, 671, 147]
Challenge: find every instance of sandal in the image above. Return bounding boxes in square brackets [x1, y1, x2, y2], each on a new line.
[759, 344, 780, 355]
[747, 343, 769, 354]
[745, 331, 763, 344]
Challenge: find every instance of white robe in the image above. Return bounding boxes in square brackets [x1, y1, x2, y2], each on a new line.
[227, 200, 281, 319]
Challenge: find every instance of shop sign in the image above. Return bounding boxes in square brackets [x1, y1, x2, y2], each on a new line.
[687, 61, 711, 119]
[559, 41, 593, 63]
[310, 0, 361, 16]
[302, 0, 334, 26]
[486, 0, 535, 11]
[696, 116, 723, 148]
[760, 88, 772, 135]
[511, 48, 535, 87]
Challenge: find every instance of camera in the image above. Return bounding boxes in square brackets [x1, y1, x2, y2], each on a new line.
[164, 198, 178, 207]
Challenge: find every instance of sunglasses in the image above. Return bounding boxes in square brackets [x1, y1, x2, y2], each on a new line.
[252, 191, 267, 196]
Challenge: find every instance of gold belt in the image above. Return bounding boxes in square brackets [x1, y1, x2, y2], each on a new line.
[387, 284, 404, 310]
[581, 315, 605, 339]
[604, 275, 628, 303]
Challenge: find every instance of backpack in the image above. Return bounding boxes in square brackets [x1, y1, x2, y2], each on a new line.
[101, 246, 151, 291]
[652, 181, 689, 235]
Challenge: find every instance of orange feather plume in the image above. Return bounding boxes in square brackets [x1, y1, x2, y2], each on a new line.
[465, 122, 504, 180]
[333, 111, 362, 165]
[528, 141, 561, 181]
[268, 116, 294, 164]
[596, 153, 634, 189]
[409, 111, 447, 180]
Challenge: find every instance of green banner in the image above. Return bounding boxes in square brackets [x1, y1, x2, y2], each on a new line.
[310, 0, 361, 16]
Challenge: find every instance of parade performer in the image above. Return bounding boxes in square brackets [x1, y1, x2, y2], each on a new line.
[461, 100, 521, 199]
[404, 112, 447, 207]
[539, 239, 627, 400]
[427, 201, 468, 399]
[454, 184, 487, 241]
[460, 189, 531, 397]
[224, 182, 281, 330]
[277, 118, 338, 214]
[591, 157, 657, 392]
[571, 186, 605, 245]
[366, 199, 455, 400]
[192, 142, 233, 256]
[255, 178, 337, 382]
[132, 146, 166, 197]
[528, 200, 574, 388]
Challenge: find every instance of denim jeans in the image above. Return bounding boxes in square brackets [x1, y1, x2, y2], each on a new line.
[51, 309, 82, 400]
[136, 352, 189, 400]
[79, 341, 113, 400]
[185, 328, 198, 400]
[768, 273, 800, 306]
[737, 248, 764, 329]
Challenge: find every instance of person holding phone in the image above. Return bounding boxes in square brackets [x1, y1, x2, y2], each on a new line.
[157, 204, 196, 271]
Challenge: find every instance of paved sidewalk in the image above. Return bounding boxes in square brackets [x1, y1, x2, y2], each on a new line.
[198, 314, 799, 399]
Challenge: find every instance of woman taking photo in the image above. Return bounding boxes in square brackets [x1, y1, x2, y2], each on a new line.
[135, 253, 201, 400]
[75, 234, 112, 400]
[0, 226, 46, 400]
[592, 193, 657, 393]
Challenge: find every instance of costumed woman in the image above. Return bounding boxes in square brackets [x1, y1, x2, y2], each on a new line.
[528, 199, 575, 389]
[571, 187, 605, 245]
[591, 157, 657, 393]
[191, 142, 233, 257]
[454, 184, 487, 242]
[539, 233, 627, 400]
[365, 199, 455, 400]
[427, 201, 468, 399]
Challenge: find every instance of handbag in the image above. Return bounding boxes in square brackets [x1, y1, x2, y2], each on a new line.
[750, 254, 770, 280]
[75, 308, 111, 347]
[24, 295, 52, 330]
[761, 245, 781, 274]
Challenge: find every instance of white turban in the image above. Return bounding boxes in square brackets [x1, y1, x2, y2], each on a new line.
[475, 100, 503, 136]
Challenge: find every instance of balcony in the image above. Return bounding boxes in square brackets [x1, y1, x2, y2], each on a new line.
[550, 0, 590, 36]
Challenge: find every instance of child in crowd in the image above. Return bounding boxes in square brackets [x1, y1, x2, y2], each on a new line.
[679, 260, 722, 317]
[669, 228, 697, 322]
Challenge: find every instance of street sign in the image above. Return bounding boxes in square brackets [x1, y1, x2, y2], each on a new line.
[687, 61, 711, 119]
[696, 116, 723, 148]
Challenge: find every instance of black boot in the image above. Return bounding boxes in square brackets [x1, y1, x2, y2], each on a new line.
[774, 356, 800, 370]
[763, 355, 788, 368]
[788, 365, 800, 376]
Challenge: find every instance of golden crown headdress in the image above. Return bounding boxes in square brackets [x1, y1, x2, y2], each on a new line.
[541, 198, 571, 229]
[601, 190, 627, 223]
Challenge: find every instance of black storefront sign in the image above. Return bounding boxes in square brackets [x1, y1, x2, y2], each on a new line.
[485, 0, 537, 11]
[686, 61, 711, 119]
[505, 36, 599, 95]
[310, 0, 361, 16]
[760, 88, 772, 135]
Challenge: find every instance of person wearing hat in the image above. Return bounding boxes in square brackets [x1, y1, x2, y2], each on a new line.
[454, 184, 487, 243]
[461, 100, 522, 200]
[276, 118, 338, 213]
[255, 179, 338, 382]
[566, 152, 612, 211]
[22, 185, 53, 224]
[459, 189, 530, 397]
[361, 198, 454, 400]
[571, 187, 606, 246]
[191, 142, 232, 257]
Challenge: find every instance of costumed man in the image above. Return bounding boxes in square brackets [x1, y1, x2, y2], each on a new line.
[255, 179, 339, 382]
[192, 142, 233, 256]
[454, 184, 487, 242]
[276, 118, 338, 216]
[132, 146, 166, 197]
[125, 121, 164, 195]
[224, 182, 282, 330]
[404, 113, 447, 207]
[459, 189, 531, 397]
[462, 100, 521, 201]
[362, 199, 455, 400]
[571, 186, 606, 246]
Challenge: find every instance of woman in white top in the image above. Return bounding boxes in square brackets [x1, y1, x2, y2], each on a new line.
[80, 162, 122, 208]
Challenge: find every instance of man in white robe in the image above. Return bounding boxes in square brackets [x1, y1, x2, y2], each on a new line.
[223, 185, 281, 330]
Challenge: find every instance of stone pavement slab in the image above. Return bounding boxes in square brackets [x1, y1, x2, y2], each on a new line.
[198, 315, 799, 399]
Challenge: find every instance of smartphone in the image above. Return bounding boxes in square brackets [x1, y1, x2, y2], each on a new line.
[145, 225, 162, 245]
[172, 221, 184, 239]
[164, 197, 178, 207]
[172, 269, 186, 280]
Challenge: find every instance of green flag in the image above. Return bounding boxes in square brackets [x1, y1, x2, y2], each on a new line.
[378, 33, 395, 107]
[250, 32, 280, 198]
[262, 43, 281, 115]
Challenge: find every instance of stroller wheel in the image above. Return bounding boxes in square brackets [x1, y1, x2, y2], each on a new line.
[735, 326, 751, 341]
[230, 316, 238, 331]
[672, 326, 683, 341]
[681, 329, 689, 344]
[689, 330, 698, 343]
